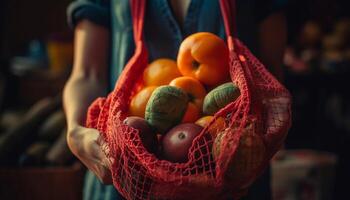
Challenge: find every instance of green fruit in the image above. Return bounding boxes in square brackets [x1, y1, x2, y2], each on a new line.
[145, 86, 188, 134]
[203, 82, 240, 115]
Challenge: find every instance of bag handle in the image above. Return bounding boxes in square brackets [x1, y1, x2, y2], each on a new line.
[219, 0, 237, 51]
[113, 0, 147, 94]
[130, 0, 146, 43]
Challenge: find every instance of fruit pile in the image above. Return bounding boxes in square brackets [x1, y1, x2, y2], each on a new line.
[86, 25, 292, 199]
[125, 32, 242, 163]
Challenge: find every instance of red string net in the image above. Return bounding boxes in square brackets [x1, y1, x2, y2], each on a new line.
[86, 0, 291, 199]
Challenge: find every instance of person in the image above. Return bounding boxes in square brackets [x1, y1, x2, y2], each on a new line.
[63, 0, 287, 199]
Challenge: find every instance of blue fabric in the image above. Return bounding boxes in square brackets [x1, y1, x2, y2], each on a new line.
[83, 171, 124, 200]
[67, 0, 287, 199]
[67, 0, 110, 28]
[67, 0, 287, 90]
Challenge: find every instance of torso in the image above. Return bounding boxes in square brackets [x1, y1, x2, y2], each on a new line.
[169, 0, 191, 27]
[109, 0, 258, 89]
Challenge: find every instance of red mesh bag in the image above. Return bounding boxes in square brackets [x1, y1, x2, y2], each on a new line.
[86, 0, 292, 199]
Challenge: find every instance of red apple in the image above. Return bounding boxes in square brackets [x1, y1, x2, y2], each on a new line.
[162, 123, 203, 163]
[123, 116, 158, 154]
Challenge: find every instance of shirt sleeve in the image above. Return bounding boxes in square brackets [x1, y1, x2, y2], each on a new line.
[67, 0, 110, 28]
[254, 0, 288, 22]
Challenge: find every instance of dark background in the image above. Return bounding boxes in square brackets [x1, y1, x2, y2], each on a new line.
[0, 0, 349, 199]
[0, 0, 71, 59]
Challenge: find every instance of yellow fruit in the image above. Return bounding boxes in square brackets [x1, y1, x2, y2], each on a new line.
[143, 59, 181, 86]
[129, 86, 157, 118]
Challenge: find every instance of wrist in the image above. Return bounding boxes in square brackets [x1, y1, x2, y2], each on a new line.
[66, 115, 86, 134]
[67, 121, 80, 134]
[66, 124, 84, 157]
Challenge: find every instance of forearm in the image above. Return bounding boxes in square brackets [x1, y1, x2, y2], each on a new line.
[61, 20, 113, 184]
[63, 74, 106, 130]
[63, 20, 109, 131]
[63, 75, 112, 184]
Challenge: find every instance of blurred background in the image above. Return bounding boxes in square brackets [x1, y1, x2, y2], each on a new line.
[0, 0, 349, 199]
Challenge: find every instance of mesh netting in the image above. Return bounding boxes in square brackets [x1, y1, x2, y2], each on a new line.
[85, 0, 292, 199]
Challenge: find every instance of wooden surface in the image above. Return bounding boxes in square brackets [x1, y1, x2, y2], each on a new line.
[0, 163, 85, 200]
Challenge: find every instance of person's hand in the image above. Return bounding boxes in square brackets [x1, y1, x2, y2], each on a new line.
[67, 125, 113, 184]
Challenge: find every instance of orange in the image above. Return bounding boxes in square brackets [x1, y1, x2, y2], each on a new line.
[143, 58, 181, 86]
[177, 32, 229, 86]
[169, 76, 206, 109]
[129, 86, 157, 118]
[182, 102, 201, 123]
[170, 76, 206, 123]
[195, 116, 226, 138]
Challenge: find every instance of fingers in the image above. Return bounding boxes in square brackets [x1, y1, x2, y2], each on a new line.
[95, 135, 114, 168]
[68, 126, 114, 185]
[88, 131, 114, 184]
